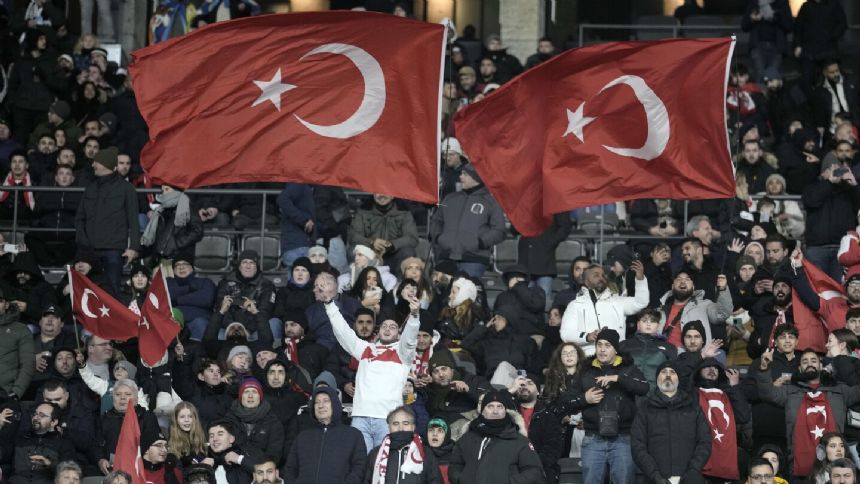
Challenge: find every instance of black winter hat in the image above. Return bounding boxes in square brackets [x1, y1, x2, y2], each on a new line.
[292, 257, 312, 274]
[596, 328, 621, 353]
[140, 425, 166, 454]
[283, 309, 309, 331]
[418, 310, 435, 334]
[681, 320, 707, 342]
[434, 259, 458, 276]
[656, 360, 678, 378]
[238, 249, 259, 265]
[501, 264, 529, 282]
[480, 389, 515, 412]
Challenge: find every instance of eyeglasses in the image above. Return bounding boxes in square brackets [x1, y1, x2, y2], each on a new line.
[151, 442, 168, 449]
[33, 412, 52, 419]
[848, 281, 860, 288]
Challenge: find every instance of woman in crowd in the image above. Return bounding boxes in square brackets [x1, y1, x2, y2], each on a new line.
[348, 266, 388, 316]
[168, 401, 207, 467]
[808, 432, 847, 484]
[436, 277, 485, 346]
[401, 256, 434, 308]
[543, 342, 586, 458]
[338, 244, 397, 293]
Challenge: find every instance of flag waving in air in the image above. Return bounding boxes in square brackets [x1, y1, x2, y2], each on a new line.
[130, 11, 446, 204]
[454, 38, 736, 236]
[139, 266, 181, 366]
[69, 268, 139, 341]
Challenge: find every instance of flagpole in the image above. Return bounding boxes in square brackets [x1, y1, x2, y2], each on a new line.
[66, 265, 82, 353]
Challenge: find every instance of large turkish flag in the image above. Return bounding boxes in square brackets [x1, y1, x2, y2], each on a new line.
[69, 268, 139, 341]
[130, 12, 445, 203]
[454, 38, 736, 236]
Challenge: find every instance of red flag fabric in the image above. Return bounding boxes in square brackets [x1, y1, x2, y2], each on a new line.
[792, 391, 838, 477]
[69, 268, 139, 341]
[453, 38, 736, 236]
[139, 266, 180, 366]
[113, 400, 145, 484]
[791, 259, 847, 352]
[697, 388, 738, 480]
[129, 12, 445, 203]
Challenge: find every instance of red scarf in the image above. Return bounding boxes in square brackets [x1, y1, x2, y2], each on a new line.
[698, 388, 738, 479]
[411, 348, 433, 377]
[371, 434, 425, 484]
[0, 173, 34, 209]
[284, 338, 301, 366]
[793, 391, 838, 477]
[767, 304, 791, 349]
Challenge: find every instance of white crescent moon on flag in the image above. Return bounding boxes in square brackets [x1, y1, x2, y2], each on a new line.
[81, 289, 99, 318]
[148, 292, 160, 310]
[294, 43, 386, 139]
[599, 75, 670, 160]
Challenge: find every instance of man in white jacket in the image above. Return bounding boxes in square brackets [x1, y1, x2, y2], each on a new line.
[560, 261, 648, 356]
[325, 294, 420, 453]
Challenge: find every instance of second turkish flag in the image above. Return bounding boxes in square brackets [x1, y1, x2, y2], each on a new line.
[130, 12, 445, 203]
[454, 38, 736, 236]
[139, 266, 180, 366]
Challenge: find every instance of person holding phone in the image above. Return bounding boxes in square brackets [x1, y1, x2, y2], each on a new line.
[801, 153, 860, 282]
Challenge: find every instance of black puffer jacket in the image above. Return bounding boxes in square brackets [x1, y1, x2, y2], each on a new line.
[568, 355, 650, 434]
[7, 52, 65, 112]
[448, 416, 545, 484]
[225, 399, 285, 464]
[492, 279, 546, 336]
[802, 177, 860, 246]
[631, 389, 711, 484]
[516, 213, 572, 277]
[283, 386, 367, 484]
[172, 359, 233, 427]
[31, 186, 81, 236]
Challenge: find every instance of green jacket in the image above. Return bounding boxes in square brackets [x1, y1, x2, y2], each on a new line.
[348, 204, 418, 252]
[0, 310, 34, 396]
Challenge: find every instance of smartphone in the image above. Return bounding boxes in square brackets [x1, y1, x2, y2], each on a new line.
[781, 372, 792, 379]
[834, 167, 849, 177]
[516, 369, 527, 378]
[3, 244, 18, 254]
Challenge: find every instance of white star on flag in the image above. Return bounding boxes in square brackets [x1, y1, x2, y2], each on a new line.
[99, 305, 110, 317]
[251, 68, 296, 112]
[713, 429, 724, 443]
[811, 425, 825, 439]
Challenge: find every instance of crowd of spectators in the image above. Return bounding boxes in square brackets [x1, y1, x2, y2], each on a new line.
[0, 0, 859, 483]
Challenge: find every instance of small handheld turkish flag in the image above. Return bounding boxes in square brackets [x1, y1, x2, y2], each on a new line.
[139, 266, 180, 366]
[454, 38, 736, 236]
[69, 268, 139, 341]
[790, 259, 844, 352]
[130, 11, 446, 204]
[113, 400, 145, 484]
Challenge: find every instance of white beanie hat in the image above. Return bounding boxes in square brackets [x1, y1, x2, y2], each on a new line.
[449, 277, 478, 307]
[353, 245, 377, 263]
[442, 137, 463, 157]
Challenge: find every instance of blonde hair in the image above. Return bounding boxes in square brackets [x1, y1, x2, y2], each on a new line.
[167, 402, 206, 458]
[439, 298, 476, 335]
[73, 34, 100, 55]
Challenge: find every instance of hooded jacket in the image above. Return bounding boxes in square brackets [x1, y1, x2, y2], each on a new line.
[283, 386, 367, 484]
[691, 358, 752, 426]
[631, 388, 712, 484]
[430, 185, 505, 265]
[447, 415, 544, 484]
[492, 279, 546, 336]
[619, 333, 677, 390]
[0, 309, 34, 397]
[657, 289, 733, 347]
[2, 252, 56, 323]
[261, 359, 309, 427]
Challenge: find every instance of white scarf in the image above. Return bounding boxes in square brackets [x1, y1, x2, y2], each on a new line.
[371, 434, 425, 484]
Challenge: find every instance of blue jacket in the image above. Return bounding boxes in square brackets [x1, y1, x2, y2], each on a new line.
[167, 273, 216, 322]
[305, 295, 360, 351]
[283, 386, 366, 484]
[279, 183, 316, 252]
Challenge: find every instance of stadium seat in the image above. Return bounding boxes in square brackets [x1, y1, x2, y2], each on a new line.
[595, 240, 628, 264]
[242, 235, 281, 272]
[416, 237, 431, 260]
[558, 458, 584, 483]
[682, 15, 726, 38]
[634, 15, 678, 41]
[556, 239, 587, 276]
[481, 272, 505, 308]
[493, 238, 518, 272]
[577, 212, 619, 235]
[194, 235, 233, 273]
